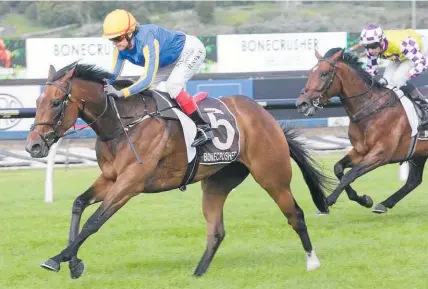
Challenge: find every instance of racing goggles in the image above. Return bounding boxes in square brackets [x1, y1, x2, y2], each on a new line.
[364, 42, 381, 50]
[109, 34, 126, 43]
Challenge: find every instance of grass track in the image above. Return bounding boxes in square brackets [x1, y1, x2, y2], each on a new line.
[1, 153, 428, 289]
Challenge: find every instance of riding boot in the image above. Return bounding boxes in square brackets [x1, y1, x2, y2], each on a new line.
[400, 83, 428, 127]
[188, 108, 214, 147]
[175, 89, 214, 147]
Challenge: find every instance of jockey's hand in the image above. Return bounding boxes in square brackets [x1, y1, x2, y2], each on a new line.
[104, 84, 124, 98]
[378, 77, 388, 86]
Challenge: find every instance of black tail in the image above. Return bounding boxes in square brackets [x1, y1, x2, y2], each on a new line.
[282, 125, 336, 213]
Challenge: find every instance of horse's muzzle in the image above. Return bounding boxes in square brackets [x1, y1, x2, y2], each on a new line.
[25, 132, 50, 158]
[296, 99, 316, 116]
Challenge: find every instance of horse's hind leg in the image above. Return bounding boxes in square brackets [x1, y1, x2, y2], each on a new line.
[334, 149, 373, 208]
[67, 174, 113, 279]
[373, 157, 427, 214]
[262, 183, 319, 271]
[194, 162, 249, 277]
[243, 144, 320, 271]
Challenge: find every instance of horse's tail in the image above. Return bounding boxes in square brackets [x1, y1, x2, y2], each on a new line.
[282, 125, 335, 213]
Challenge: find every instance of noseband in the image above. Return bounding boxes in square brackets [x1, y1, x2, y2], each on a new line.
[303, 58, 338, 109]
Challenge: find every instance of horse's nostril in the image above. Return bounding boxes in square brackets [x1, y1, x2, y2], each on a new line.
[31, 144, 41, 155]
[300, 101, 309, 108]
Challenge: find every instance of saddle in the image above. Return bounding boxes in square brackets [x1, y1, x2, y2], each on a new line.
[139, 89, 241, 189]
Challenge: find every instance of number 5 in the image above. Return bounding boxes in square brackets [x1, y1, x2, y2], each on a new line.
[204, 108, 235, 150]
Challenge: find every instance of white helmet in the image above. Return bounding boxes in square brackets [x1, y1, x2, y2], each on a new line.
[360, 24, 384, 45]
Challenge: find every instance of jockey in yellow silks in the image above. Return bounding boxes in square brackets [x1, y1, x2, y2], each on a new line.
[102, 9, 213, 147]
[360, 24, 428, 126]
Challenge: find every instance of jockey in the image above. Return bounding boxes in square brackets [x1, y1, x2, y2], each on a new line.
[360, 24, 428, 126]
[102, 9, 213, 147]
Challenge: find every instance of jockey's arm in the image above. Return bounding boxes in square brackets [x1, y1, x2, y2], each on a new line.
[121, 38, 160, 98]
[401, 37, 428, 78]
[366, 50, 379, 76]
[108, 48, 125, 84]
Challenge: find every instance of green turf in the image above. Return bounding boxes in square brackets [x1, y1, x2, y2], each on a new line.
[1, 153, 428, 289]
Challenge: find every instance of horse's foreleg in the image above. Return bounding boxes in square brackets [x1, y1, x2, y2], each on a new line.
[67, 174, 113, 279]
[334, 149, 373, 208]
[373, 157, 426, 214]
[194, 163, 249, 277]
[40, 174, 141, 277]
[327, 147, 387, 207]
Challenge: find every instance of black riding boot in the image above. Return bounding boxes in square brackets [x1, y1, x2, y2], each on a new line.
[400, 82, 428, 127]
[189, 108, 214, 147]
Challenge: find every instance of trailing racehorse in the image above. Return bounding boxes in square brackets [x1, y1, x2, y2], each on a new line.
[296, 47, 428, 214]
[25, 62, 334, 279]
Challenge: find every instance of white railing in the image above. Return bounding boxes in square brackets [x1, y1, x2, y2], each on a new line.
[44, 138, 63, 203]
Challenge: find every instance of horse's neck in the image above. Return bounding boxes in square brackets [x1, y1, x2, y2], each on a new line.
[79, 89, 156, 140]
[79, 95, 119, 139]
[340, 71, 392, 119]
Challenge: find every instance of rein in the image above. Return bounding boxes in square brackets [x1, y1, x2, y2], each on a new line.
[31, 77, 176, 148]
[307, 57, 396, 122]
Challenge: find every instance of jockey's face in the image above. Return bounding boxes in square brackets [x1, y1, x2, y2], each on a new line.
[110, 35, 129, 51]
[365, 42, 382, 56]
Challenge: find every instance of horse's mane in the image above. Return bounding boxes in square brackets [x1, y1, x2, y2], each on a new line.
[52, 61, 133, 89]
[323, 47, 383, 89]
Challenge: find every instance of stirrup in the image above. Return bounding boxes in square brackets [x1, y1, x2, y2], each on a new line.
[419, 119, 428, 127]
[191, 127, 213, 147]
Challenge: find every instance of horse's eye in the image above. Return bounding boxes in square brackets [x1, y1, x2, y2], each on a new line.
[52, 100, 62, 107]
[320, 71, 329, 77]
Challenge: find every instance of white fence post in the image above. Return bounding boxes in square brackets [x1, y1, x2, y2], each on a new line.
[399, 161, 409, 182]
[44, 138, 62, 203]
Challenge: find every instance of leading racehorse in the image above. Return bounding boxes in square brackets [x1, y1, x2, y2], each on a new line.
[296, 47, 428, 214]
[25, 62, 334, 279]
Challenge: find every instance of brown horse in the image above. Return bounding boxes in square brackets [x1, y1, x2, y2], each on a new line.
[296, 47, 428, 214]
[25, 62, 334, 279]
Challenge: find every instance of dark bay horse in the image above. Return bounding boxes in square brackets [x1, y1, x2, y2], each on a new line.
[296, 47, 428, 214]
[25, 62, 334, 279]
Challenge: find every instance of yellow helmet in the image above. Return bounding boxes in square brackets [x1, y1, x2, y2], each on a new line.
[102, 9, 137, 39]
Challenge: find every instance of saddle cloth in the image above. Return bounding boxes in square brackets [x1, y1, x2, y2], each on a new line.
[150, 90, 240, 165]
[390, 86, 428, 140]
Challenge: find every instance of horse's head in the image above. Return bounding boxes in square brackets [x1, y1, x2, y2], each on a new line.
[296, 48, 344, 116]
[25, 63, 84, 158]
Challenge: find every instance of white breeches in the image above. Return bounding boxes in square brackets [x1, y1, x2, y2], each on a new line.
[152, 35, 206, 98]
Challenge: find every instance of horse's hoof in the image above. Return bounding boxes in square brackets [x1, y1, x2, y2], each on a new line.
[193, 269, 205, 277]
[69, 259, 85, 279]
[40, 258, 60, 272]
[362, 195, 374, 208]
[372, 203, 388, 214]
[314, 210, 329, 216]
[306, 250, 321, 271]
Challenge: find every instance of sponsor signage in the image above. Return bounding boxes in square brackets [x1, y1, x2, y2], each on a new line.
[26, 38, 143, 79]
[217, 32, 347, 72]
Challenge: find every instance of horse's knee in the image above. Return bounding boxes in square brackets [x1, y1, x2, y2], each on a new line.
[333, 162, 344, 178]
[72, 198, 86, 214]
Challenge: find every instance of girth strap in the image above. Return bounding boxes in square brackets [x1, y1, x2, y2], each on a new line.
[179, 147, 200, 191]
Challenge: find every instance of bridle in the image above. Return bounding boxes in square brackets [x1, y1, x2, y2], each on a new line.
[30, 77, 108, 148]
[303, 56, 401, 123]
[303, 57, 374, 109]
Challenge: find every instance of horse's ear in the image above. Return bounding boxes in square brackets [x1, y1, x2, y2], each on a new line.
[332, 49, 344, 60]
[64, 65, 77, 80]
[314, 49, 322, 60]
[47, 65, 56, 81]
